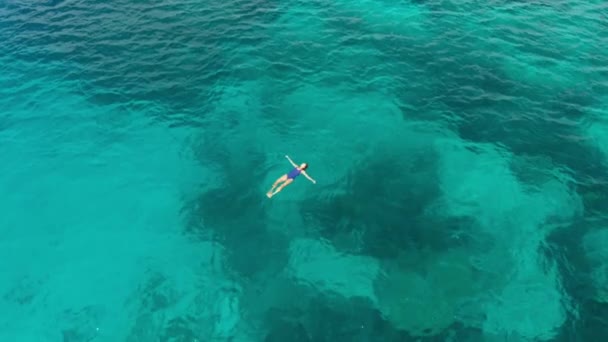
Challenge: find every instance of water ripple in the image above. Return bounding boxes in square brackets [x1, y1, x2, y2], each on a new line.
[2, 0, 608, 340]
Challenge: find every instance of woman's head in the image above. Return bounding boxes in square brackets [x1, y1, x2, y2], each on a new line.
[300, 163, 308, 170]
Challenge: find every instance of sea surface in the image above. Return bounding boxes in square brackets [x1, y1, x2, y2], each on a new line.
[1, 0, 608, 341]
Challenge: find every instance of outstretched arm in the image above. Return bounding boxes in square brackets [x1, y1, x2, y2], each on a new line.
[302, 171, 316, 184]
[285, 155, 298, 168]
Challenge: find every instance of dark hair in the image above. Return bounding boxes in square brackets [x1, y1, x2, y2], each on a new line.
[301, 163, 309, 170]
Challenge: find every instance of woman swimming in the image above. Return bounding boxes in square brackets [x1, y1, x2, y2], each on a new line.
[266, 155, 316, 198]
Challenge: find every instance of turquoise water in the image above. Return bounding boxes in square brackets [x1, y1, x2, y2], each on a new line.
[1, 0, 608, 340]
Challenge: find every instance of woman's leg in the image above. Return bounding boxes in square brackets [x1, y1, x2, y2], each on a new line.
[267, 175, 288, 197]
[273, 175, 288, 187]
[270, 178, 293, 197]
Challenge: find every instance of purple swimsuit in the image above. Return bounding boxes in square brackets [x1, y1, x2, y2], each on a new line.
[287, 167, 301, 180]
